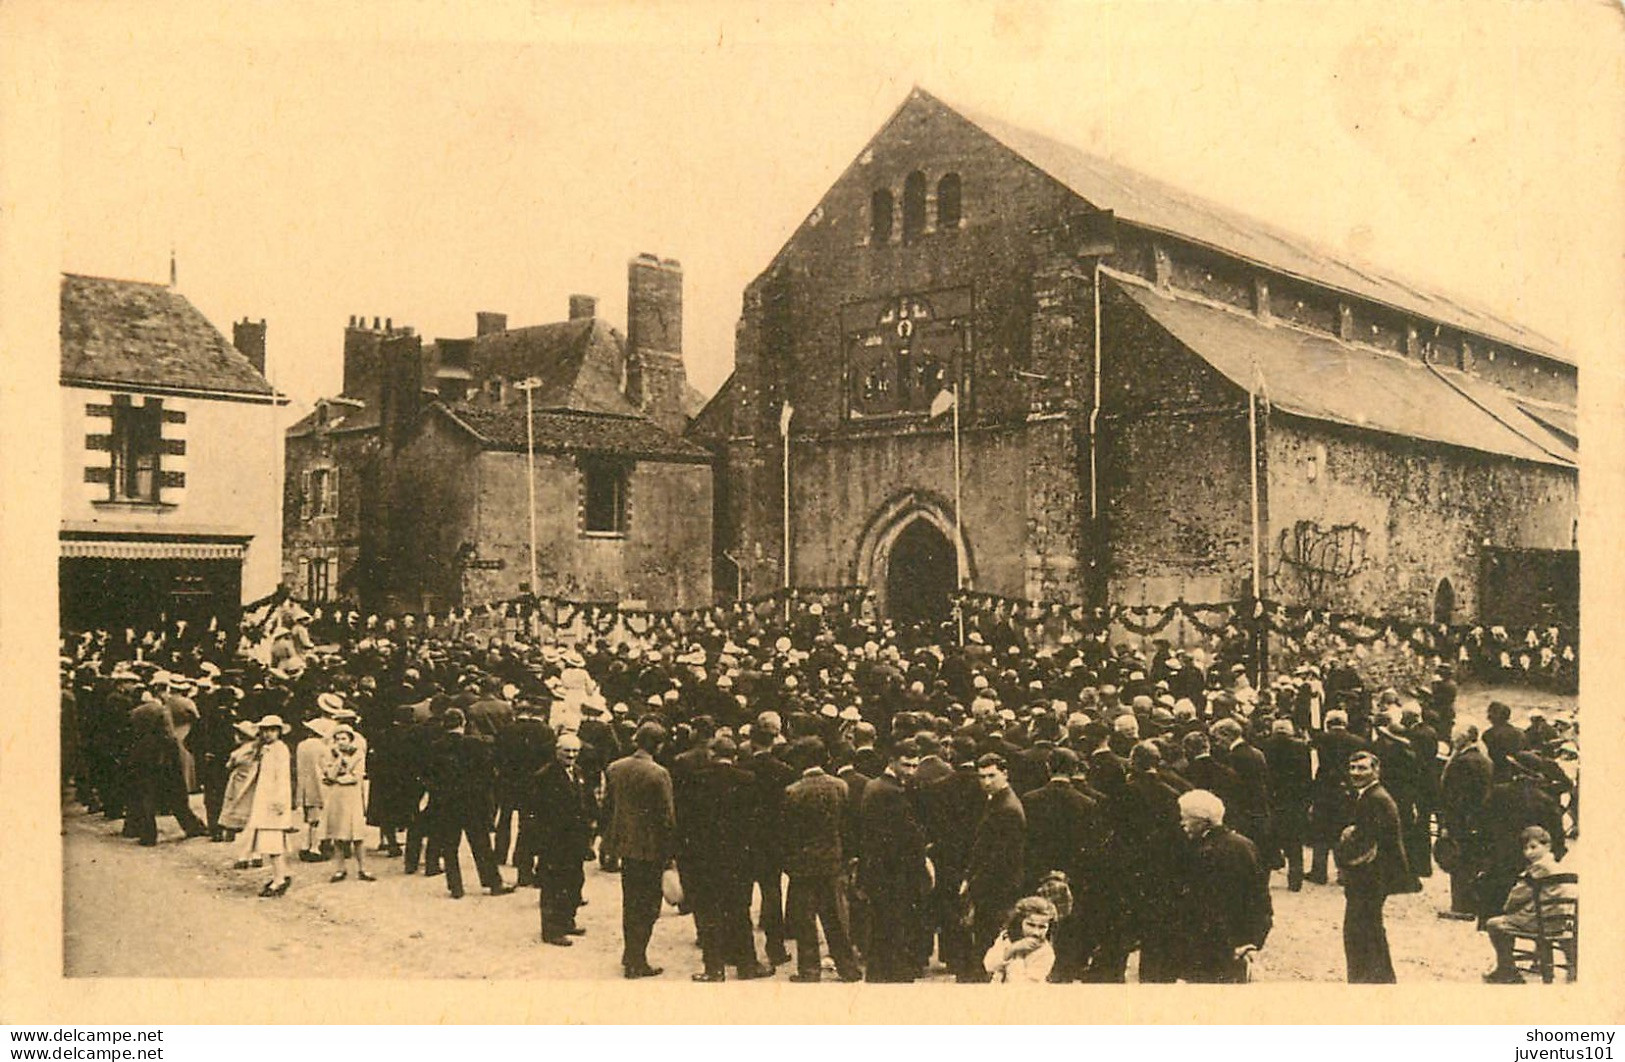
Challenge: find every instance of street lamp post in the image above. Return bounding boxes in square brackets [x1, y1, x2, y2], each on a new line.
[514, 377, 542, 638]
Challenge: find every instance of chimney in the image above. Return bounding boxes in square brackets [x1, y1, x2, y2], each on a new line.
[378, 331, 425, 451]
[342, 317, 384, 406]
[434, 338, 474, 404]
[569, 294, 598, 321]
[233, 318, 267, 376]
[626, 254, 690, 435]
[476, 312, 508, 337]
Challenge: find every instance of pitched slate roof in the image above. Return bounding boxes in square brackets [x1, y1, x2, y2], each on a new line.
[60, 274, 275, 395]
[1112, 276, 1576, 469]
[437, 402, 712, 463]
[926, 90, 1570, 367]
[453, 318, 639, 416]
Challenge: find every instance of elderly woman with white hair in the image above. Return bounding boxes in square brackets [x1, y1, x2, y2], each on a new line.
[1177, 788, 1273, 982]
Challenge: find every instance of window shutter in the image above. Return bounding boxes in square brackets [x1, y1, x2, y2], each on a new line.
[329, 467, 339, 515]
[300, 471, 312, 519]
[327, 558, 340, 601]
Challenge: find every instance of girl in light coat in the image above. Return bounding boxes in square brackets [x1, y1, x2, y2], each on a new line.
[240, 716, 297, 896]
[321, 723, 373, 882]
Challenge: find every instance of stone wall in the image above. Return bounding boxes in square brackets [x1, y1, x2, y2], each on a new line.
[466, 450, 712, 609]
[1265, 415, 1578, 622]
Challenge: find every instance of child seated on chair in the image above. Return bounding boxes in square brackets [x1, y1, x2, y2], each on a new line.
[1483, 825, 1576, 983]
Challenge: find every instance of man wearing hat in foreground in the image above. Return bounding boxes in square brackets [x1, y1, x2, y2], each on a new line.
[126, 674, 209, 846]
[425, 708, 512, 899]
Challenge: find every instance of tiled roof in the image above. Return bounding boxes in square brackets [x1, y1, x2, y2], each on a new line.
[60, 274, 276, 395]
[1113, 276, 1576, 469]
[285, 398, 380, 439]
[931, 90, 1571, 367]
[456, 318, 638, 416]
[438, 402, 712, 463]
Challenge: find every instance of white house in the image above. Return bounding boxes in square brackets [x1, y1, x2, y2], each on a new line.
[59, 273, 287, 632]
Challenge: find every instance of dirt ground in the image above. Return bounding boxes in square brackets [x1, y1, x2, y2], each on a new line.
[62, 683, 1577, 984]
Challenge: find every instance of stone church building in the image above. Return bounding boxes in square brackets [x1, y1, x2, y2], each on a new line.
[689, 89, 1578, 629]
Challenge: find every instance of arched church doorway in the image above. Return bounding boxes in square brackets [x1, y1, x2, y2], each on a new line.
[884, 518, 957, 627]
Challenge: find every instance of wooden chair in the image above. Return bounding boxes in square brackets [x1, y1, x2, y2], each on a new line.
[1510, 871, 1578, 983]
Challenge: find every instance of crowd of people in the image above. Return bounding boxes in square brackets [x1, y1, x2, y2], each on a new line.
[59, 601, 1579, 984]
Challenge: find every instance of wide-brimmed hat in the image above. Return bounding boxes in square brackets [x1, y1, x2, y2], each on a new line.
[233, 720, 260, 739]
[304, 717, 337, 739]
[317, 692, 345, 715]
[255, 714, 287, 732]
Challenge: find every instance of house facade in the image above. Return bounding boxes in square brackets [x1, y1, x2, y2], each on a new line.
[284, 255, 713, 614]
[60, 274, 286, 632]
[690, 89, 1578, 629]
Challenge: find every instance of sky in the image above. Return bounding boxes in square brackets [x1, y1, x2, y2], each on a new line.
[40, 0, 1625, 414]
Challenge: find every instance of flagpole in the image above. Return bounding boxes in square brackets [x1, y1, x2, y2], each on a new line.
[953, 380, 964, 646]
[782, 402, 792, 625]
[1248, 378, 1265, 690]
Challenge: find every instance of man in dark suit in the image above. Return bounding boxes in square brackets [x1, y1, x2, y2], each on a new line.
[1008, 713, 1060, 796]
[1372, 713, 1425, 885]
[426, 708, 512, 899]
[1482, 701, 1525, 776]
[681, 736, 772, 981]
[740, 714, 795, 967]
[1308, 710, 1369, 884]
[781, 737, 861, 982]
[1401, 708, 1443, 878]
[603, 720, 676, 978]
[530, 732, 595, 945]
[1212, 718, 1271, 855]
[1120, 741, 1188, 982]
[1178, 789, 1273, 982]
[496, 698, 555, 878]
[1338, 750, 1411, 983]
[858, 743, 931, 982]
[916, 735, 982, 979]
[1438, 725, 1493, 919]
[833, 752, 872, 958]
[1181, 730, 1239, 809]
[962, 752, 1026, 982]
[1262, 717, 1313, 890]
[1020, 750, 1099, 895]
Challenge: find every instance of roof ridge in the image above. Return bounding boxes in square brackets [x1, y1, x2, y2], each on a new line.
[926, 90, 1570, 365]
[62, 271, 170, 288]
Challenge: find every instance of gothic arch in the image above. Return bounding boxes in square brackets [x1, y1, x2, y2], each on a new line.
[852, 490, 974, 619]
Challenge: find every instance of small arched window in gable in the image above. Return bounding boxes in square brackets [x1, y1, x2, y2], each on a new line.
[870, 189, 894, 245]
[937, 172, 962, 229]
[902, 171, 928, 240]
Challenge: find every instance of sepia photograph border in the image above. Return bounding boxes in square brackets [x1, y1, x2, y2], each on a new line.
[2, 0, 1623, 1027]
